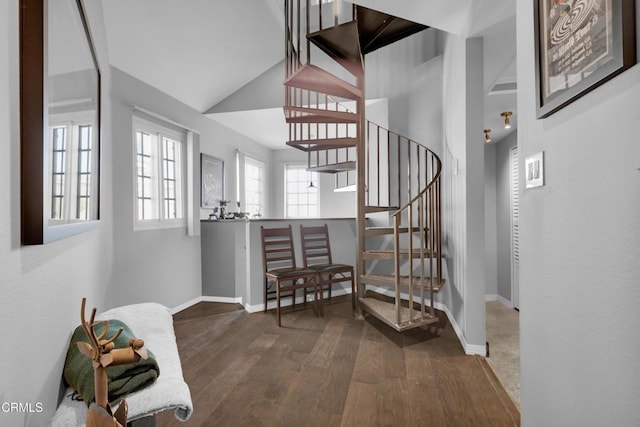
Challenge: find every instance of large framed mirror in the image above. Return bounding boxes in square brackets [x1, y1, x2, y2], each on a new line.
[20, 0, 101, 244]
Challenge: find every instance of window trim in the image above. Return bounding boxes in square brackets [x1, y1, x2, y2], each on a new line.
[244, 156, 266, 218]
[132, 116, 187, 231]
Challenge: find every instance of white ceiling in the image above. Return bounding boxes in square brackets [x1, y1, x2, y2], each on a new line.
[101, 0, 284, 113]
[101, 0, 517, 146]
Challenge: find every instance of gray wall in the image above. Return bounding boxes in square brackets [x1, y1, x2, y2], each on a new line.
[0, 1, 114, 425]
[484, 142, 498, 296]
[495, 131, 517, 302]
[109, 67, 202, 310]
[246, 219, 357, 310]
[201, 221, 246, 298]
[366, 29, 444, 157]
[440, 33, 486, 353]
[517, 1, 640, 425]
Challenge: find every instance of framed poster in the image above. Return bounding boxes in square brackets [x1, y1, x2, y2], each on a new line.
[200, 154, 224, 208]
[534, 0, 636, 118]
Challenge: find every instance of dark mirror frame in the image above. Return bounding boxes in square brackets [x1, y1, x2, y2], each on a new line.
[20, 0, 101, 245]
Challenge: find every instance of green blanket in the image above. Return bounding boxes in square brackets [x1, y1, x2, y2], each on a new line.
[63, 319, 160, 406]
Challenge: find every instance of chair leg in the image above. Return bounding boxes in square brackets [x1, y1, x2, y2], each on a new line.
[277, 281, 282, 327]
[264, 279, 268, 313]
[350, 274, 356, 310]
[318, 278, 324, 317]
[328, 274, 332, 300]
[293, 286, 297, 310]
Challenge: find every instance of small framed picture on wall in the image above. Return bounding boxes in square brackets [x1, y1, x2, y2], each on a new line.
[201, 154, 224, 208]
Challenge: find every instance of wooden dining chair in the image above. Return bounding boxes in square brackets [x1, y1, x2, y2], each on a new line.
[261, 225, 322, 327]
[299, 224, 356, 309]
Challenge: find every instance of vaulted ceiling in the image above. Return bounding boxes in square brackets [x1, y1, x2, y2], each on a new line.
[101, 0, 284, 113]
[101, 0, 517, 145]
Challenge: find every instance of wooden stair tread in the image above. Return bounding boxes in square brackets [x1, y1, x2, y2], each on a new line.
[286, 137, 357, 152]
[364, 226, 420, 236]
[359, 297, 438, 331]
[362, 249, 441, 259]
[283, 106, 357, 124]
[364, 205, 399, 213]
[307, 161, 356, 173]
[284, 64, 362, 100]
[307, 21, 363, 77]
[360, 274, 445, 292]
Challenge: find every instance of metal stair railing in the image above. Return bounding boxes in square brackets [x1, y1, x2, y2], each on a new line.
[284, 0, 443, 329]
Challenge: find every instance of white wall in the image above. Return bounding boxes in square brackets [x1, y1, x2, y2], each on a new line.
[0, 1, 114, 425]
[517, 1, 640, 425]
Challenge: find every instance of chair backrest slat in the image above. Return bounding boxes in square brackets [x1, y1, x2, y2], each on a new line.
[300, 224, 333, 267]
[261, 226, 297, 272]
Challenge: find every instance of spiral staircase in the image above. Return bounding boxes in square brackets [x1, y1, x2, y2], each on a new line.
[283, 0, 444, 331]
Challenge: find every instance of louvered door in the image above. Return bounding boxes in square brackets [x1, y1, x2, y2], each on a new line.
[510, 146, 520, 310]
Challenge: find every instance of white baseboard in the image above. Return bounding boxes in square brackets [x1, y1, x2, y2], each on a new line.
[171, 295, 243, 315]
[170, 296, 203, 315]
[485, 293, 514, 309]
[496, 294, 513, 308]
[201, 296, 243, 304]
[244, 286, 353, 314]
[434, 301, 485, 356]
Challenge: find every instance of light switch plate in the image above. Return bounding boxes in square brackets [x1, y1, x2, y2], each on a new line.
[525, 151, 545, 188]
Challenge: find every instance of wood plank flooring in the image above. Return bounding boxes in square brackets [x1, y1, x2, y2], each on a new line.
[156, 296, 519, 427]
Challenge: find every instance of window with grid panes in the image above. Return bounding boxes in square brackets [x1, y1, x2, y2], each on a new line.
[134, 117, 185, 229]
[285, 164, 319, 218]
[48, 112, 97, 223]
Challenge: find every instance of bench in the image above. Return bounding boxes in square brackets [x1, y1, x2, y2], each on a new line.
[51, 302, 193, 426]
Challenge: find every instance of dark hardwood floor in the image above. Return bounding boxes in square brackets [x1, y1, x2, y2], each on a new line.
[157, 295, 519, 427]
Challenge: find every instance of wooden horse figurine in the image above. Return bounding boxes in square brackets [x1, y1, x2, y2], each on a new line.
[77, 298, 148, 427]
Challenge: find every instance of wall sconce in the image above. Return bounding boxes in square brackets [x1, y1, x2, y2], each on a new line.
[500, 111, 512, 129]
[484, 128, 492, 143]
